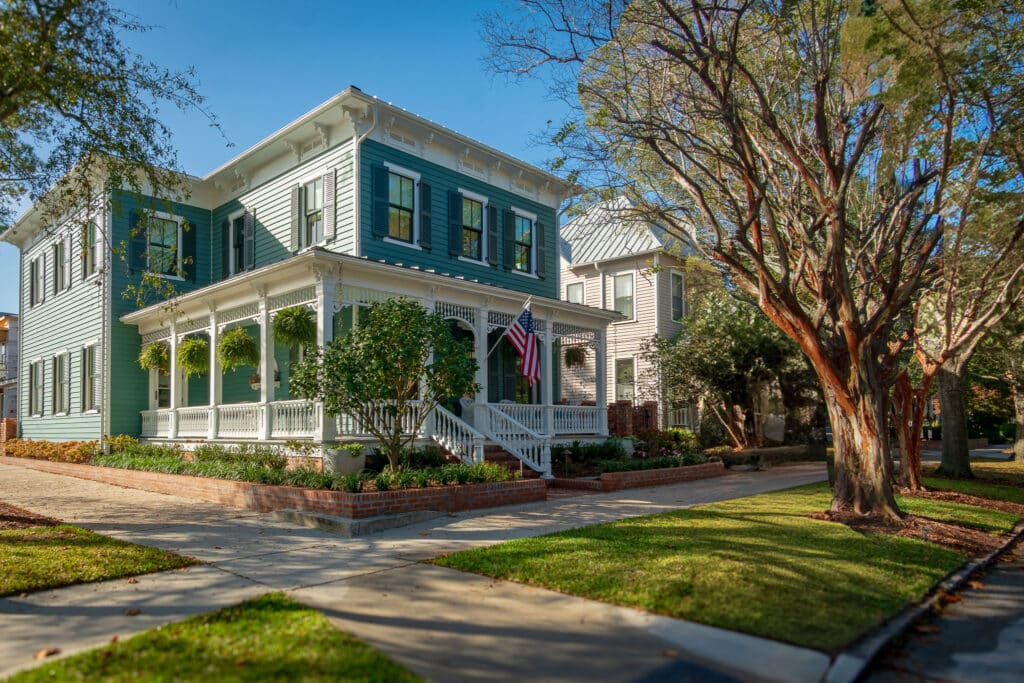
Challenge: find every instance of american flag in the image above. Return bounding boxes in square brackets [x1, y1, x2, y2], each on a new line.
[505, 307, 540, 386]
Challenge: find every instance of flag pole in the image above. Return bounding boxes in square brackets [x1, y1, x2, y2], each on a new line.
[484, 296, 533, 360]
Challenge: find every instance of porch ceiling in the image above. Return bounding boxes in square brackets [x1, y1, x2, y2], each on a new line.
[121, 247, 622, 335]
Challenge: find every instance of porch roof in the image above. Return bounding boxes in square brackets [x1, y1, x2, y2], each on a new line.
[121, 247, 622, 333]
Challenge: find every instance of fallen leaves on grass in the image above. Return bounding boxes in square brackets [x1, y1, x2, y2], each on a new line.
[0, 503, 59, 530]
[33, 648, 59, 660]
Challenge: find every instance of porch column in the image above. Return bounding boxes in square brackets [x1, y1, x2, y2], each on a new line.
[540, 319, 554, 436]
[168, 322, 179, 439]
[595, 329, 608, 436]
[208, 309, 220, 440]
[316, 274, 337, 444]
[473, 306, 489, 433]
[259, 295, 273, 440]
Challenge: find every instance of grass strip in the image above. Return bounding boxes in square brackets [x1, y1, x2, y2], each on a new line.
[921, 477, 1024, 506]
[0, 525, 194, 597]
[435, 483, 1019, 652]
[8, 593, 423, 682]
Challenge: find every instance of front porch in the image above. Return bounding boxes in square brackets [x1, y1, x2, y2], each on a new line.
[124, 248, 618, 476]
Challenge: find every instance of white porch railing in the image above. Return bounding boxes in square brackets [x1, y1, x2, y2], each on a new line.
[141, 409, 171, 437]
[177, 406, 210, 438]
[270, 399, 321, 439]
[483, 405, 551, 476]
[552, 405, 603, 434]
[217, 403, 263, 439]
[432, 404, 485, 464]
[493, 403, 545, 433]
[337, 400, 424, 437]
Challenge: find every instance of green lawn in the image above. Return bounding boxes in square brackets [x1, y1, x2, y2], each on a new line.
[923, 458, 1024, 504]
[0, 525, 194, 597]
[8, 593, 423, 682]
[434, 483, 1020, 652]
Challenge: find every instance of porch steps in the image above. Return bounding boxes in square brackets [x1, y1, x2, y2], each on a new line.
[483, 445, 542, 479]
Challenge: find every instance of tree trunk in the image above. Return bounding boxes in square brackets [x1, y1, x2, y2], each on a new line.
[821, 368, 903, 520]
[936, 364, 973, 478]
[1013, 389, 1024, 463]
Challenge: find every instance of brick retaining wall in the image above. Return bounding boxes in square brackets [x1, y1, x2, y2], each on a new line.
[0, 456, 548, 518]
[549, 460, 726, 492]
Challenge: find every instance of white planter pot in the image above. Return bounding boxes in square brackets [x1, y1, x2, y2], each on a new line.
[323, 448, 366, 475]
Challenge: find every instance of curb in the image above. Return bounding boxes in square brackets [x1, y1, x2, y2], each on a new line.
[821, 519, 1024, 683]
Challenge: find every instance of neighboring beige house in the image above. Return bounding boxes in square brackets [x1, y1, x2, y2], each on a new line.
[559, 198, 693, 428]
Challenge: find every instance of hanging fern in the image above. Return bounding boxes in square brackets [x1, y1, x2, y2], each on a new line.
[273, 305, 316, 348]
[178, 336, 210, 377]
[564, 345, 587, 368]
[217, 328, 260, 372]
[138, 341, 170, 373]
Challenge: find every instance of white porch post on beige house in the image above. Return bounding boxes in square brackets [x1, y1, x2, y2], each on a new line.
[595, 328, 608, 436]
[167, 321, 178, 439]
[316, 269, 337, 444]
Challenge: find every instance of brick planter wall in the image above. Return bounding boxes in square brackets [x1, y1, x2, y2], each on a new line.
[0, 456, 548, 518]
[549, 460, 727, 492]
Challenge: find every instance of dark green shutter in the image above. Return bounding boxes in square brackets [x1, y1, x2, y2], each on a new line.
[244, 211, 256, 270]
[220, 219, 230, 279]
[448, 190, 462, 256]
[371, 165, 389, 238]
[181, 220, 197, 280]
[128, 210, 147, 271]
[290, 186, 302, 251]
[419, 181, 432, 249]
[487, 205, 498, 265]
[502, 209, 515, 270]
[535, 220, 546, 278]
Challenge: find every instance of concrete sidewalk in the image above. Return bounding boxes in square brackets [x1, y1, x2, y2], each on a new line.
[0, 461, 828, 681]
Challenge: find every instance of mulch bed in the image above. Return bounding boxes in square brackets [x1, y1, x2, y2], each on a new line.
[0, 502, 60, 530]
[900, 488, 1024, 517]
[809, 510, 1005, 558]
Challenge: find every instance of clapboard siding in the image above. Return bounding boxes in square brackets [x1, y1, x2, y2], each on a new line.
[359, 140, 558, 299]
[18, 217, 104, 441]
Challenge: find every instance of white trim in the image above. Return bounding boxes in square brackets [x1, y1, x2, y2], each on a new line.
[386, 161, 421, 182]
[510, 206, 537, 222]
[614, 355, 637, 403]
[146, 210, 186, 279]
[670, 268, 686, 322]
[456, 189, 488, 263]
[511, 270, 539, 280]
[611, 271, 636, 323]
[458, 255, 488, 266]
[509, 208, 537, 276]
[459, 187, 487, 204]
[565, 281, 585, 305]
[297, 171, 328, 248]
[383, 163, 421, 246]
[383, 236, 422, 251]
[227, 208, 246, 275]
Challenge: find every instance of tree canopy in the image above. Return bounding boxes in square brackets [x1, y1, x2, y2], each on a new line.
[0, 0, 221, 230]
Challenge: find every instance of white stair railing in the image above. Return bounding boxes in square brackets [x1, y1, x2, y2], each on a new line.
[431, 404, 486, 464]
[483, 405, 552, 477]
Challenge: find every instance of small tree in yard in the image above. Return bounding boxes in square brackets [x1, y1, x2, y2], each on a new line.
[290, 298, 478, 470]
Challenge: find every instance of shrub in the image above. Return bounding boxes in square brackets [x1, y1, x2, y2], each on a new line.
[106, 434, 139, 453]
[555, 438, 626, 464]
[597, 451, 708, 473]
[3, 438, 98, 463]
[634, 428, 701, 459]
[401, 444, 448, 469]
[334, 473, 364, 493]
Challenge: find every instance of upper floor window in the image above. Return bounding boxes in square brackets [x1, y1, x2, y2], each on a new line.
[52, 240, 68, 294]
[671, 270, 685, 321]
[303, 177, 323, 247]
[231, 213, 247, 275]
[29, 254, 45, 307]
[389, 172, 415, 243]
[613, 273, 634, 319]
[81, 221, 98, 278]
[513, 214, 532, 273]
[148, 215, 181, 276]
[29, 360, 44, 416]
[461, 196, 484, 260]
[566, 282, 584, 305]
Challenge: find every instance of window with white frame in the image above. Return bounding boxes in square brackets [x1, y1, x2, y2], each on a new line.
[230, 213, 246, 275]
[82, 221, 98, 278]
[615, 358, 635, 401]
[148, 215, 182, 276]
[303, 176, 324, 246]
[613, 273, 634, 318]
[81, 345, 98, 411]
[29, 254, 45, 307]
[566, 282, 584, 304]
[513, 213, 533, 272]
[29, 360, 44, 416]
[52, 353, 69, 414]
[461, 195, 484, 260]
[52, 240, 67, 293]
[389, 171, 416, 243]
[671, 270, 685, 321]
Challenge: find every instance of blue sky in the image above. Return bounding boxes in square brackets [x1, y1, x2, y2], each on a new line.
[0, 0, 569, 314]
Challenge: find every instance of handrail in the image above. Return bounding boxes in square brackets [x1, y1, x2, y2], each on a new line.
[483, 405, 552, 477]
[431, 404, 486, 464]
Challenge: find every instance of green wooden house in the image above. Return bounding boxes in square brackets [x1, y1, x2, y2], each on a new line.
[3, 87, 618, 476]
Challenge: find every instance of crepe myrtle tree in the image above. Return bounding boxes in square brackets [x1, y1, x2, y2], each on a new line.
[290, 297, 478, 470]
[482, 0, 1024, 519]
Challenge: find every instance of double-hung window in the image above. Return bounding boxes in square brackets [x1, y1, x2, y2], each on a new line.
[82, 221, 98, 278]
[29, 255, 45, 307]
[148, 216, 181, 276]
[82, 345, 98, 411]
[613, 273, 634, 319]
[513, 214, 532, 273]
[29, 360, 44, 416]
[671, 271, 685, 320]
[566, 282, 584, 304]
[615, 358, 635, 401]
[52, 353, 68, 415]
[52, 241, 66, 293]
[303, 177, 323, 246]
[231, 213, 246, 275]
[388, 172, 415, 243]
[461, 196, 484, 260]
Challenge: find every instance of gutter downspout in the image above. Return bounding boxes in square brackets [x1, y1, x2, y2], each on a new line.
[350, 100, 379, 257]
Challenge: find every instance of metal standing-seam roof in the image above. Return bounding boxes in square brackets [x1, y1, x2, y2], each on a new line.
[560, 197, 685, 266]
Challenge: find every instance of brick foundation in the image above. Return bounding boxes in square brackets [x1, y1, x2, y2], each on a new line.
[549, 460, 726, 492]
[0, 456, 548, 518]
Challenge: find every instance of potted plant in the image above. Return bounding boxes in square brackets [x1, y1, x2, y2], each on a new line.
[138, 341, 170, 374]
[217, 327, 260, 372]
[323, 442, 366, 475]
[249, 369, 281, 391]
[273, 306, 316, 349]
[177, 336, 209, 377]
[564, 345, 587, 368]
